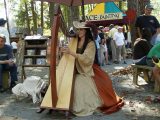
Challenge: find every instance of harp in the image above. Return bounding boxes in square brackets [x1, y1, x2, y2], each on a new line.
[40, 5, 77, 111]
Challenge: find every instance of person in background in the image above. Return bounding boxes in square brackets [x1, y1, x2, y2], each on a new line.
[152, 56, 160, 92]
[150, 29, 160, 45]
[61, 21, 124, 116]
[105, 32, 112, 60]
[0, 34, 18, 92]
[133, 41, 160, 67]
[11, 41, 17, 57]
[99, 38, 106, 66]
[127, 28, 132, 48]
[95, 34, 101, 65]
[108, 24, 118, 63]
[98, 27, 110, 66]
[135, 4, 160, 46]
[103, 33, 110, 65]
[37, 24, 43, 35]
[133, 28, 152, 65]
[146, 43, 160, 67]
[98, 27, 105, 66]
[0, 18, 10, 45]
[90, 23, 100, 66]
[113, 26, 127, 64]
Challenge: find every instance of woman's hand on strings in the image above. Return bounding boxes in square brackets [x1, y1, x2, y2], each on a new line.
[61, 46, 71, 54]
[61, 46, 78, 58]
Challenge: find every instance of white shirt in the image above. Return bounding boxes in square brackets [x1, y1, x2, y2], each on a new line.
[113, 32, 125, 46]
[108, 27, 118, 38]
[0, 27, 10, 45]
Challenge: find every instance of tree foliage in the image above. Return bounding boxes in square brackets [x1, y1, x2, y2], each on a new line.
[1, 0, 152, 41]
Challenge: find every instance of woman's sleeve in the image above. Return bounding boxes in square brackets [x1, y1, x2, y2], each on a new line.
[77, 41, 96, 67]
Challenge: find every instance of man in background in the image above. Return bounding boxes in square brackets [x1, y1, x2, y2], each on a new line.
[135, 4, 160, 44]
[0, 34, 17, 92]
[113, 26, 127, 64]
[0, 18, 10, 45]
[108, 24, 118, 63]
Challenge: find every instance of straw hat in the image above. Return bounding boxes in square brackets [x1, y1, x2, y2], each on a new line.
[73, 21, 90, 29]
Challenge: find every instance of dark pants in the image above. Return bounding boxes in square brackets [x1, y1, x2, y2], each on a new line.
[0, 64, 18, 87]
[135, 56, 154, 67]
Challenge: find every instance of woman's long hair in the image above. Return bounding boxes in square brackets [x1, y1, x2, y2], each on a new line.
[79, 22, 99, 65]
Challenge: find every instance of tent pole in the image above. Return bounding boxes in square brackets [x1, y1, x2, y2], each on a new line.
[81, 0, 85, 21]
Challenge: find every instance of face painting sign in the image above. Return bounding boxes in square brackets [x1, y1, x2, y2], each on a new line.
[85, 12, 123, 21]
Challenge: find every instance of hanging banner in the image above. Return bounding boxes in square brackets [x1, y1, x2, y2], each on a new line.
[85, 12, 123, 21]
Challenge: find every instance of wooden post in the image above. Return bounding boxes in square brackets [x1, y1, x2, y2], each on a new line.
[133, 67, 138, 85]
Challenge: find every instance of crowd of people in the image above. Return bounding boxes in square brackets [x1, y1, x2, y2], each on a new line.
[89, 23, 131, 66]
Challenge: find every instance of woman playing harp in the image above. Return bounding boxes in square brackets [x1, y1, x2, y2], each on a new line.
[61, 21, 124, 116]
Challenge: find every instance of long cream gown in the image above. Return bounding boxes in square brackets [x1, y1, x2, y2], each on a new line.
[72, 41, 102, 116]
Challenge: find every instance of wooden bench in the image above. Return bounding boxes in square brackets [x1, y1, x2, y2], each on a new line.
[2, 71, 9, 89]
[131, 64, 160, 93]
[131, 64, 153, 85]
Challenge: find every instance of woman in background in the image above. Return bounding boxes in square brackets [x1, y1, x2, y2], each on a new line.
[133, 28, 152, 65]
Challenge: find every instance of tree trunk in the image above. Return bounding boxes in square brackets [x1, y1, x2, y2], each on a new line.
[49, 2, 55, 28]
[31, 1, 37, 34]
[41, 1, 44, 35]
[66, 6, 79, 30]
[73, 7, 80, 21]
[25, 2, 31, 35]
[119, 1, 122, 10]
[63, 5, 69, 26]
[127, 0, 139, 43]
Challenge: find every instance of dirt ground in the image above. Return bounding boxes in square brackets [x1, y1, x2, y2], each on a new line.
[0, 59, 160, 120]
